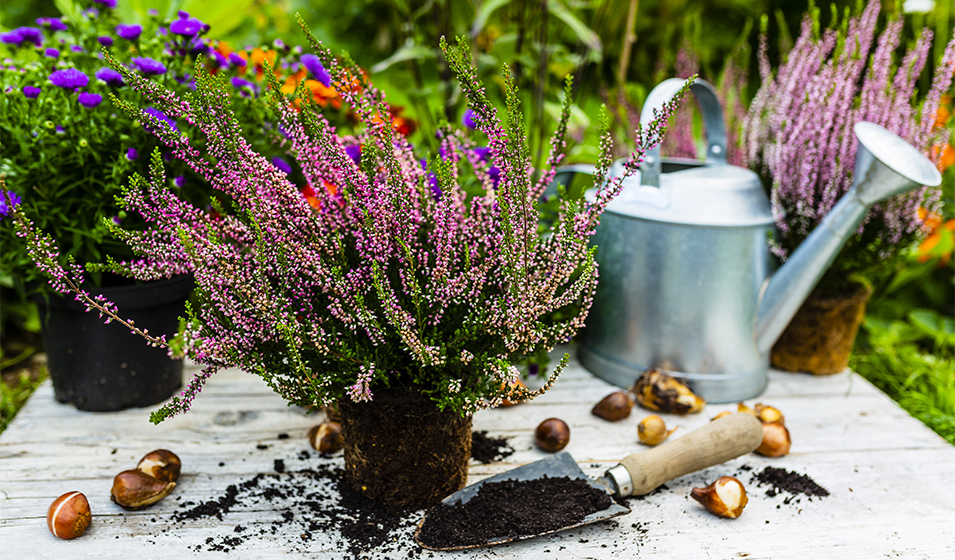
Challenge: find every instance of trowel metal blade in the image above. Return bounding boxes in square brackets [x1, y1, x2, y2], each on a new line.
[414, 452, 630, 551]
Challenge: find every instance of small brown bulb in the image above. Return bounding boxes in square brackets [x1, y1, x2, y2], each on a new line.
[308, 421, 344, 454]
[534, 418, 570, 452]
[592, 391, 634, 422]
[110, 470, 176, 510]
[631, 368, 705, 414]
[47, 491, 91, 540]
[637, 414, 676, 445]
[755, 422, 792, 457]
[754, 403, 785, 425]
[690, 476, 748, 518]
[137, 449, 181, 483]
[710, 411, 733, 421]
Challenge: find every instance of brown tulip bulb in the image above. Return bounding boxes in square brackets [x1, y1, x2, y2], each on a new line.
[535, 418, 570, 452]
[632, 368, 705, 414]
[690, 476, 748, 518]
[308, 421, 344, 454]
[136, 449, 181, 483]
[110, 470, 176, 510]
[47, 491, 91, 540]
[737, 402, 756, 416]
[755, 422, 792, 457]
[754, 403, 785, 425]
[637, 414, 676, 445]
[592, 391, 634, 422]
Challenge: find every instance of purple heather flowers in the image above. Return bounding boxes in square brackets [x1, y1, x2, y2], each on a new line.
[300, 53, 331, 88]
[49, 68, 89, 89]
[743, 0, 955, 259]
[132, 57, 166, 76]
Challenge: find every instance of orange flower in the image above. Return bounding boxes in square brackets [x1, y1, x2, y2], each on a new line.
[917, 219, 955, 264]
[918, 207, 943, 231]
[281, 68, 309, 95]
[303, 79, 341, 109]
[935, 93, 952, 128]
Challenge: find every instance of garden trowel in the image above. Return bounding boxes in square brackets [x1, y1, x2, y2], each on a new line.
[415, 412, 763, 550]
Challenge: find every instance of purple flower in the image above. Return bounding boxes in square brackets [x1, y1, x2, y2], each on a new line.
[0, 30, 23, 45]
[174, 176, 185, 188]
[301, 54, 331, 88]
[44, 48, 60, 58]
[228, 52, 246, 67]
[487, 165, 501, 188]
[115, 24, 142, 41]
[428, 173, 441, 200]
[36, 17, 68, 32]
[126, 148, 138, 160]
[272, 38, 287, 50]
[272, 157, 292, 175]
[230, 76, 258, 97]
[211, 52, 228, 68]
[97, 36, 113, 47]
[23, 86, 41, 98]
[84, 7, 100, 17]
[3, 27, 43, 47]
[143, 107, 178, 132]
[132, 57, 166, 76]
[49, 68, 89, 89]
[92, 0, 117, 8]
[170, 16, 204, 37]
[78, 92, 103, 108]
[71, 45, 84, 53]
[95, 67, 124, 87]
[0, 190, 22, 219]
[473, 146, 491, 162]
[148, 8, 158, 16]
[345, 144, 361, 165]
[462, 108, 476, 129]
[55, 125, 64, 134]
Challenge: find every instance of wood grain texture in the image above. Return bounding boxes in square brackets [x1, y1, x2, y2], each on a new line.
[1, 346, 953, 559]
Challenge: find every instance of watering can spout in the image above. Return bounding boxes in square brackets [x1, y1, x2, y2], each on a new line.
[755, 122, 942, 356]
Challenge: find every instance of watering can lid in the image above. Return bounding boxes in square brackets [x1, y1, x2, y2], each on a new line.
[604, 161, 775, 228]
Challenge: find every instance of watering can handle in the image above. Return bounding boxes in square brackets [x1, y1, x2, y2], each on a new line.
[640, 78, 726, 188]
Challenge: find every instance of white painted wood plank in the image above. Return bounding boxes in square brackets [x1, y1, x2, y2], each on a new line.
[2, 345, 953, 559]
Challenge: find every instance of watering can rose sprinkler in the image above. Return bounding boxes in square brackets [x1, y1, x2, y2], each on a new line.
[558, 78, 943, 403]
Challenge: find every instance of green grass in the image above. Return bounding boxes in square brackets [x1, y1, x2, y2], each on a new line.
[850, 310, 955, 445]
[0, 367, 46, 435]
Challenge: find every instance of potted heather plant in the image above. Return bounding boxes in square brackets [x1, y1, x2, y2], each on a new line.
[0, 1, 342, 410]
[6, 19, 683, 508]
[742, 0, 955, 374]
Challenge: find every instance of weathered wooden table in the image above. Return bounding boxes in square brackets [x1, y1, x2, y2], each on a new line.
[2, 346, 953, 559]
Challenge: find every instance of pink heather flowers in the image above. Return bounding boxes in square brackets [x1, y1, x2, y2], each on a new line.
[743, 0, 955, 287]
[13, 27, 684, 423]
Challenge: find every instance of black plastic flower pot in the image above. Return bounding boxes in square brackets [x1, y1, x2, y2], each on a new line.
[34, 275, 194, 412]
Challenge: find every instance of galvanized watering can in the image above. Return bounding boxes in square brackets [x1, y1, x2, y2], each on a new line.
[557, 78, 943, 403]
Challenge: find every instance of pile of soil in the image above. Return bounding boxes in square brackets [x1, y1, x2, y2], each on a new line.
[751, 466, 830, 499]
[416, 475, 612, 549]
[169, 458, 422, 558]
[471, 430, 515, 464]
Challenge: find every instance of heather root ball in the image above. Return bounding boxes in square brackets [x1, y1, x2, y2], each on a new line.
[535, 418, 570, 452]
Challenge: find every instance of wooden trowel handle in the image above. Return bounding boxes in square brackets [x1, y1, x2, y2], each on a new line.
[619, 413, 763, 496]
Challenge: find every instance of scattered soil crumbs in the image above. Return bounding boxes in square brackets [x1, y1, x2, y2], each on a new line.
[751, 467, 830, 500]
[169, 461, 423, 558]
[471, 430, 515, 464]
[416, 476, 612, 549]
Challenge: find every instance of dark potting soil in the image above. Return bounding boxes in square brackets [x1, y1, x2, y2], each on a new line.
[416, 475, 613, 549]
[471, 430, 515, 464]
[169, 461, 423, 558]
[751, 466, 830, 499]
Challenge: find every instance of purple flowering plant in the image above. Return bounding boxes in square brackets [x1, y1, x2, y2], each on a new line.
[0, 1, 318, 296]
[10, 25, 685, 422]
[742, 0, 955, 293]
